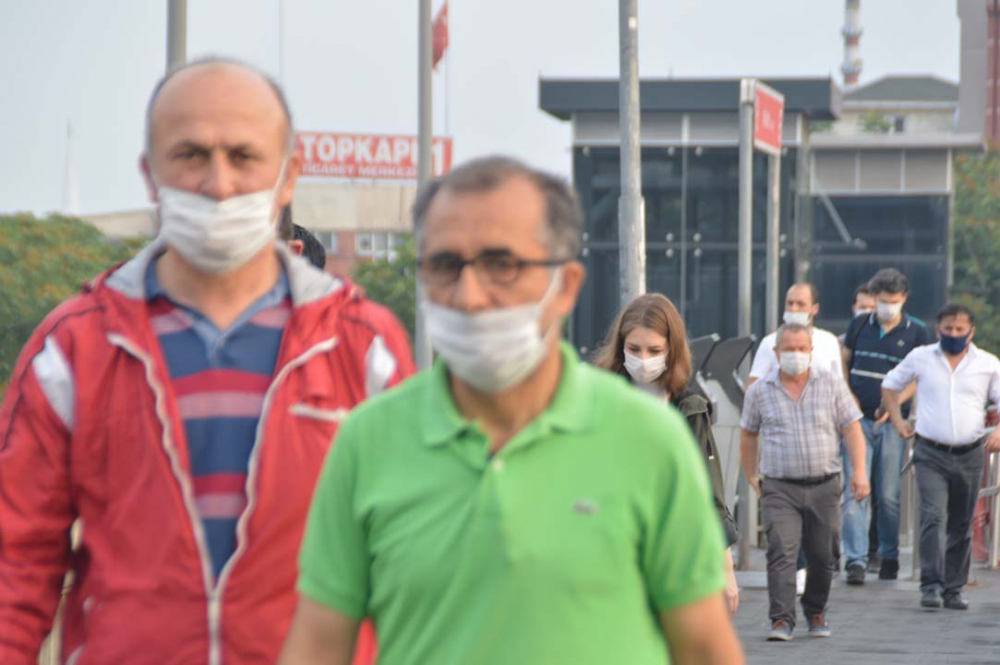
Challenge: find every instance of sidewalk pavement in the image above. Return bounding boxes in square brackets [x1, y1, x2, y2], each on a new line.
[733, 547, 1000, 664]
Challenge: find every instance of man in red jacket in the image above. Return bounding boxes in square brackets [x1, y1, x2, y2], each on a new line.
[0, 58, 412, 664]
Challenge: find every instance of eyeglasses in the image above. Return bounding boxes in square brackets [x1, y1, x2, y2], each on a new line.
[417, 250, 567, 286]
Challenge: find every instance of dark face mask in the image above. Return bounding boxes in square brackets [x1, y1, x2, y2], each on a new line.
[940, 331, 972, 355]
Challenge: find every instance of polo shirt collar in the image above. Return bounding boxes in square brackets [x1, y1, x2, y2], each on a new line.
[421, 341, 594, 447]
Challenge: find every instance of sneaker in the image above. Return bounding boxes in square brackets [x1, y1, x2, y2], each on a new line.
[795, 568, 806, 596]
[808, 613, 832, 638]
[921, 589, 942, 609]
[846, 563, 866, 585]
[767, 620, 794, 642]
[866, 554, 881, 574]
[943, 592, 970, 610]
[878, 558, 899, 580]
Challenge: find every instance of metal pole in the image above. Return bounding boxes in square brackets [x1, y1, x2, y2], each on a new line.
[737, 79, 755, 338]
[166, 0, 187, 72]
[618, 0, 646, 306]
[415, 0, 434, 369]
[736, 79, 756, 570]
[765, 154, 781, 332]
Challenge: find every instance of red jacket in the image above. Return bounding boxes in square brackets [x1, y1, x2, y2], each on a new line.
[0, 242, 414, 664]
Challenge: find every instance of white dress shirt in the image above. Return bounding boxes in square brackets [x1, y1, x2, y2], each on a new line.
[882, 342, 1000, 445]
[749, 327, 844, 381]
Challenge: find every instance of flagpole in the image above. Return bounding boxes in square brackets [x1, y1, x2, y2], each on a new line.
[416, 0, 434, 370]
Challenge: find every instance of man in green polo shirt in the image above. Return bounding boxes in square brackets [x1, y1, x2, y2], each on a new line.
[279, 156, 744, 665]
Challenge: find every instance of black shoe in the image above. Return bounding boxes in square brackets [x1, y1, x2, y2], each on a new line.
[866, 554, 881, 574]
[846, 563, 865, 585]
[943, 592, 970, 610]
[878, 559, 899, 580]
[921, 589, 942, 609]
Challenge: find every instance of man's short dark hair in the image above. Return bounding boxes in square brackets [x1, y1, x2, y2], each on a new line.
[788, 282, 819, 306]
[293, 224, 328, 270]
[412, 155, 584, 260]
[853, 282, 873, 300]
[937, 303, 975, 326]
[868, 268, 909, 296]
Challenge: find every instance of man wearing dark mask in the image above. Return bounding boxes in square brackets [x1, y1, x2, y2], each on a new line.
[0, 58, 413, 663]
[280, 156, 745, 665]
[841, 268, 929, 585]
[882, 303, 1000, 610]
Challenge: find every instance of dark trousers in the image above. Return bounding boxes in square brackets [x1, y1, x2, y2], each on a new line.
[914, 438, 984, 595]
[762, 475, 841, 628]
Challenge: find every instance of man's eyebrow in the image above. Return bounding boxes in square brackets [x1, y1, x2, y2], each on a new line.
[169, 140, 258, 153]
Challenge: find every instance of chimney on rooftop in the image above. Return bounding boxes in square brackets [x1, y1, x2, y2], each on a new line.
[841, 0, 863, 88]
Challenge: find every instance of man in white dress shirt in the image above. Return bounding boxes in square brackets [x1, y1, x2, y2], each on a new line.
[882, 303, 1000, 611]
[748, 283, 843, 386]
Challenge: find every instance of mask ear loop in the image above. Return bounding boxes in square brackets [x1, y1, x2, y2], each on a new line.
[536, 266, 565, 343]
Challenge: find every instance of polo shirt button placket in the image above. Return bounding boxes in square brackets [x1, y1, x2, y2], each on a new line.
[492, 459, 505, 473]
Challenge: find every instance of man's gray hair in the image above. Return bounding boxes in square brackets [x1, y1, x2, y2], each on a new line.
[143, 56, 296, 157]
[412, 156, 584, 260]
[775, 322, 813, 350]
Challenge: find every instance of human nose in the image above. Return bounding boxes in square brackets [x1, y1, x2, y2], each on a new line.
[200, 153, 238, 200]
[448, 262, 493, 313]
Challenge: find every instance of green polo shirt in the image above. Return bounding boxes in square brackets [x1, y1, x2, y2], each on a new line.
[299, 342, 725, 665]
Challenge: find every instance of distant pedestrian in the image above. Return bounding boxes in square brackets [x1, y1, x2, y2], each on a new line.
[748, 283, 843, 386]
[841, 268, 930, 584]
[838, 283, 876, 346]
[741, 323, 870, 641]
[595, 292, 740, 615]
[882, 303, 1000, 610]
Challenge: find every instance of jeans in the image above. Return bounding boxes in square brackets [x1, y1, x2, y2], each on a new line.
[914, 438, 984, 595]
[842, 417, 906, 566]
[762, 476, 841, 628]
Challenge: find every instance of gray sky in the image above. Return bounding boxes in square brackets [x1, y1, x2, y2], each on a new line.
[1, 0, 960, 217]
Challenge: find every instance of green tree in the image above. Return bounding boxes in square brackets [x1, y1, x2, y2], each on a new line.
[952, 152, 1000, 354]
[0, 214, 145, 396]
[351, 235, 417, 340]
[859, 111, 892, 134]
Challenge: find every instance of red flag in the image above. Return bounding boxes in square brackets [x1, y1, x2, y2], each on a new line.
[432, 1, 449, 70]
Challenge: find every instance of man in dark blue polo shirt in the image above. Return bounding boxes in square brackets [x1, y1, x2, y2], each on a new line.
[841, 268, 930, 585]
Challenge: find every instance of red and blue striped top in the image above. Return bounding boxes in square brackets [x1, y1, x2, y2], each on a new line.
[146, 261, 290, 579]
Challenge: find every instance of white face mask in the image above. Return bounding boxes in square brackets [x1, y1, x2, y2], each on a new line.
[156, 162, 287, 274]
[779, 351, 811, 376]
[424, 269, 563, 393]
[876, 301, 903, 323]
[623, 352, 667, 384]
[782, 310, 811, 326]
[854, 308, 874, 318]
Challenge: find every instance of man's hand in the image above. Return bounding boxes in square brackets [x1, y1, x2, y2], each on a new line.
[748, 475, 761, 499]
[985, 428, 1000, 453]
[892, 417, 914, 440]
[874, 406, 889, 425]
[723, 549, 739, 616]
[851, 474, 871, 502]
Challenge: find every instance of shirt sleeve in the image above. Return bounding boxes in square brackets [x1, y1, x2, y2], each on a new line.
[882, 347, 921, 392]
[642, 408, 726, 612]
[749, 336, 776, 379]
[988, 356, 1000, 406]
[740, 383, 762, 433]
[298, 416, 370, 620]
[833, 375, 863, 430]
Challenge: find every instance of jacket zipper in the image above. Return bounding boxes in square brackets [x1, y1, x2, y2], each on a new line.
[109, 333, 339, 664]
[211, 335, 340, 664]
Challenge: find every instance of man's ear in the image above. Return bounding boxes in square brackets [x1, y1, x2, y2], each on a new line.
[289, 240, 305, 256]
[140, 154, 159, 203]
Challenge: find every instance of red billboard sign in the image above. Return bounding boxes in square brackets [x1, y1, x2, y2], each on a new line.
[753, 84, 784, 157]
[297, 132, 453, 180]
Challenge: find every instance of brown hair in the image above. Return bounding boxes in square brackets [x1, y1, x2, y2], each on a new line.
[593, 293, 692, 397]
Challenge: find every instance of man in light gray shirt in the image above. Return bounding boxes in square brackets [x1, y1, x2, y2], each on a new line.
[741, 323, 870, 642]
[883, 303, 1000, 611]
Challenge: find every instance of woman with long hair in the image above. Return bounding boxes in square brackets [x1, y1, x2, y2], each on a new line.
[594, 293, 740, 614]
